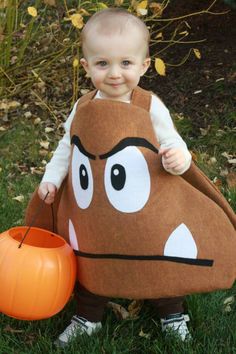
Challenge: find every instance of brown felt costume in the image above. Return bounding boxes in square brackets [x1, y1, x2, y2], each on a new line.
[25, 87, 236, 299]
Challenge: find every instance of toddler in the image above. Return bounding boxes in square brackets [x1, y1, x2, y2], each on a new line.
[38, 8, 192, 346]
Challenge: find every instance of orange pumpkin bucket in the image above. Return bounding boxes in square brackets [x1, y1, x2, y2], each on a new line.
[0, 226, 77, 320]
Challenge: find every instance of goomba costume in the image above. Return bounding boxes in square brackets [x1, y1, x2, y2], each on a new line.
[25, 87, 236, 299]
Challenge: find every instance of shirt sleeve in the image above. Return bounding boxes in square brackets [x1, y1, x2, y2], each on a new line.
[41, 100, 79, 189]
[150, 94, 192, 175]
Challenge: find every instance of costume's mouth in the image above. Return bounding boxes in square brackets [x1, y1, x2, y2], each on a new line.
[69, 220, 213, 267]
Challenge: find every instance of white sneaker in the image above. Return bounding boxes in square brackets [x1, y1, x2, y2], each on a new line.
[55, 315, 102, 347]
[161, 313, 191, 342]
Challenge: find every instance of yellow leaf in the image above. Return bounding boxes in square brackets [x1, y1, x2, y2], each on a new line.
[70, 14, 84, 29]
[73, 58, 79, 68]
[13, 195, 24, 203]
[27, 6, 37, 17]
[193, 48, 201, 59]
[155, 32, 163, 39]
[154, 58, 166, 76]
[95, 2, 108, 10]
[137, 0, 148, 9]
[136, 0, 148, 15]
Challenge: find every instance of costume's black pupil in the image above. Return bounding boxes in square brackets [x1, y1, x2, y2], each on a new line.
[111, 164, 126, 191]
[79, 164, 88, 190]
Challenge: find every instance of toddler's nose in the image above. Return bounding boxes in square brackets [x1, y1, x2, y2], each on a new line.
[108, 65, 121, 79]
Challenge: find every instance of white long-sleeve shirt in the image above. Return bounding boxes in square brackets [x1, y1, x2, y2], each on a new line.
[42, 91, 192, 189]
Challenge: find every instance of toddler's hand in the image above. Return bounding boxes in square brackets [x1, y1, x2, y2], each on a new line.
[159, 147, 186, 174]
[38, 182, 57, 204]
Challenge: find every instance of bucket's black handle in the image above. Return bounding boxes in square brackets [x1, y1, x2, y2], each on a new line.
[18, 192, 54, 248]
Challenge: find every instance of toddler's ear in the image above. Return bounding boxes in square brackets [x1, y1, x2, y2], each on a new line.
[80, 58, 89, 74]
[141, 57, 151, 76]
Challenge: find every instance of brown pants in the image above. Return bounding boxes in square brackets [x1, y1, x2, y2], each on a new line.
[75, 282, 185, 322]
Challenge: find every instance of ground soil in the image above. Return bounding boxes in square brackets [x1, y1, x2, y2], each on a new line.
[141, 0, 236, 131]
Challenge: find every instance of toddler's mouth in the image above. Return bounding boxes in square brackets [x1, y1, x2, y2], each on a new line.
[108, 83, 123, 87]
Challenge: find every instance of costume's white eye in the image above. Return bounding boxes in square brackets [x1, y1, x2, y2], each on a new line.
[104, 146, 151, 213]
[71, 146, 93, 209]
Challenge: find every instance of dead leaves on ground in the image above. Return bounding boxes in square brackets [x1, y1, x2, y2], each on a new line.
[107, 300, 144, 320]
[4, 325, 38, 345]
[12, 195, 24, 203]
[223, 295, 235, 313]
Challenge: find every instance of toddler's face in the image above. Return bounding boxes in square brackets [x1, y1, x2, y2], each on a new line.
[80, 27, 150, 101]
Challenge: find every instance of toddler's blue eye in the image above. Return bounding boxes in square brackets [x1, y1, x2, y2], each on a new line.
[122, 60, 131, 66]
[97, 61, 107, 67]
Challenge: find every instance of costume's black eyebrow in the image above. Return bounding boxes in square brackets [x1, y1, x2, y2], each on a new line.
[71, 135, 96, 160]
[99, 137, 159, 160]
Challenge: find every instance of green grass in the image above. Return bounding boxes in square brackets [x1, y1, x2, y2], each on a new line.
[0, 291, 236, 353]
[0, 120, 42, 232]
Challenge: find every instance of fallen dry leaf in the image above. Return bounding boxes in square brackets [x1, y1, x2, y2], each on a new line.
[199, 125, 210, 136]
[4, 325, 24, 334]
[45, 127, 54, 133]
[220, 168, 229, 177]
[207, 157, 217, 166]
[40, 141, 50, 149]
[30, 167, 44, 175]
[12, 195, 24, 203]
[80, 89, 90, 95]
[228, 158, 236, 165]
[128, 300, 144, 318]
[221, 152, 233, 160]
[139, 327, 151, 339]
[223, 296, 235, 305]
[107, 301, 129, 320]
[34, 117, 41, 125]
[223, 296, 235, 313]
[0, 100, 21, 110]
[39, 149, 49, 156]
[24, 111, 32, 118]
